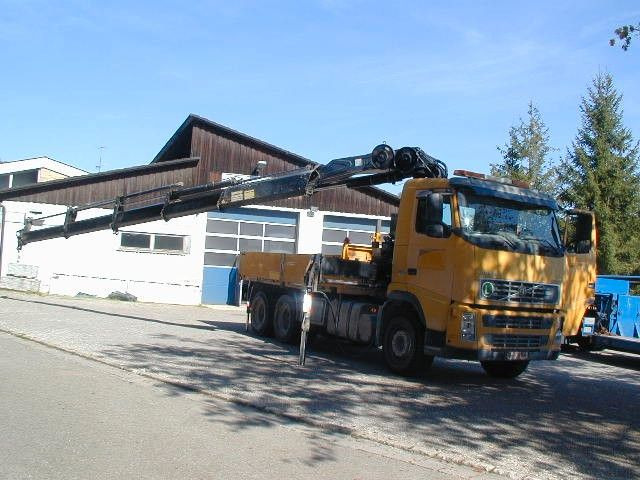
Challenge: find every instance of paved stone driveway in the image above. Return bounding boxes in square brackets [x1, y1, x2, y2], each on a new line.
[1, 291, 639, 479]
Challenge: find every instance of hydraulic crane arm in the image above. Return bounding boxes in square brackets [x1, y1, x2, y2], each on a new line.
[16, 144, 447, 248]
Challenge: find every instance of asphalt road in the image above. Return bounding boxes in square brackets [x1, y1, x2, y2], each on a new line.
[1, 291, 639, 479]
[0, 332, 496, 480]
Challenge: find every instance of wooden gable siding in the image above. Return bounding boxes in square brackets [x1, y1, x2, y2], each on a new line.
[189, 125, 398, 216]
[11, 166, 197, 207]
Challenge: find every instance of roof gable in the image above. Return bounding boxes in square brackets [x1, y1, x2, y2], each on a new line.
[153, 114, 399, 206]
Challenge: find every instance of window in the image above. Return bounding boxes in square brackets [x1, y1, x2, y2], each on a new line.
[204, 252, 238, 267]
[207, 219, 238, 234]
[0, 169, 40, 189]
[240, 223, 262, 236]
[11, 170, 39, 188]
[206, 236, 237, 250]
[119, 232, 188, 254]
[121, 233, 151, 249]
[264, 240, 295, 253]
[154, 235, 185, 252]
[264, 224, 295, 239]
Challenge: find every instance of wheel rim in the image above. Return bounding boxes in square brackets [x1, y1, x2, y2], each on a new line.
[391, 329, 413, 359]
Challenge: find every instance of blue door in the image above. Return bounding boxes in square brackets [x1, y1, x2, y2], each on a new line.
[202, 266, 238, 304]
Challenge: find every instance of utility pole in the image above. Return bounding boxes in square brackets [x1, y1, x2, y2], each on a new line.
[96, 146, 106, 172]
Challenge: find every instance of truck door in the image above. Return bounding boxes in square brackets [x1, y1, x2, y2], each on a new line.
[562, 210, 597, 336]
[406, 190, 454, 331]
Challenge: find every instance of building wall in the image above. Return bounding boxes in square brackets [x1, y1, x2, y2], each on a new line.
[0, 200, 390, 305]
[1, 201, 207, 305]
[189, 124, 399, 216]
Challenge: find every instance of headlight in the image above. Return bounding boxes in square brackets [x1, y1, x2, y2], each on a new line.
[553, 318, 564, 345]
[461, 312, 476, 341]
[544, 287, 558, 303]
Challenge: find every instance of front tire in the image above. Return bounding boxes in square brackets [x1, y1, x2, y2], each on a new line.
[481, 360, 529, 378]
[383, 315, 426, 375]
[273, 294, 301, 344]
[250, 290, 273, 336]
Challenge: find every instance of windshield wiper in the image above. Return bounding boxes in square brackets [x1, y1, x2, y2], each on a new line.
[495, 232, 518, 251]
[520, 235, 561, 253]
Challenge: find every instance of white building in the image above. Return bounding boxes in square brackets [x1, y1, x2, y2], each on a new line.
[0, 115, 398, 305]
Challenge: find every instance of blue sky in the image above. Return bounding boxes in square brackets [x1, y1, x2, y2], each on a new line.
[1, 0, 639, 194]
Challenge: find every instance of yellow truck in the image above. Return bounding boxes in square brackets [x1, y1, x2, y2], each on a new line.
[11, 142, 595, 378]
[240, 172, 597, 378]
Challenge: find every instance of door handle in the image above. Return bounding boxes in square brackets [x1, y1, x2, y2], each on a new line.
[408, 268, 417, 275]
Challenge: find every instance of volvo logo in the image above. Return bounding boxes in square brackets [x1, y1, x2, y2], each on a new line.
[481, 281, 495, 297]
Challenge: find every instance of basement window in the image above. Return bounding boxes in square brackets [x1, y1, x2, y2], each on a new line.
[121, 233, 151, 249]
[119, 232, 189, 254]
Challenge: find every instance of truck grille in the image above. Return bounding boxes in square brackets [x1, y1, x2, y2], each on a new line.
[479, 279, 559, 305]
[486, 334, 548, 350]
[483, 315, 553, 329]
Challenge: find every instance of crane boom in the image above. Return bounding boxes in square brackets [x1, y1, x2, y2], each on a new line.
[16, 144, 447, 248]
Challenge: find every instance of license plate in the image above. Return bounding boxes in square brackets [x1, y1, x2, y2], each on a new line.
[506, 351, 529, 361]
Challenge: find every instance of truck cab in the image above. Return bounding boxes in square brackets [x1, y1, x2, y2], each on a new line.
[381, 172, 567, 377]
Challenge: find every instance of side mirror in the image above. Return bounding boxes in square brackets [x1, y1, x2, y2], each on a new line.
[564, 210, 595, 254]
[416, 193, 447, 238]
[426, 193, 443, 224]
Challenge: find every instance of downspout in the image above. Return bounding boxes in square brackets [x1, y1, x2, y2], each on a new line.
[0, 203, 5, 277]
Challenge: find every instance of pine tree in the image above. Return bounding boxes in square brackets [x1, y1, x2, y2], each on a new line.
[561, 73, 640, 274]
[491, 102, 557, 194]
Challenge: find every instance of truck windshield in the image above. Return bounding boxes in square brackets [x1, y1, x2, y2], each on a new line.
[457, 191, 563, 256]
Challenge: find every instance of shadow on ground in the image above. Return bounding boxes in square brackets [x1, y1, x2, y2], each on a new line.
[4, 294, 638, 478]
[102, 327, 639, 479]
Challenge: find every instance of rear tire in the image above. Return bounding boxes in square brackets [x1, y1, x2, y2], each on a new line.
[250, 290, 273, 336]
[481, 360, 529, 378]
[273, 294, 301, 344]
[383, 315, 425, 376]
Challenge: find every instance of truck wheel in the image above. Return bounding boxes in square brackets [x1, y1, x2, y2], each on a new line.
[273, 294, 301, 344]
[481, 360, 529, 378]
[383, 315, 424, 375]
[250, 290, 273, 336]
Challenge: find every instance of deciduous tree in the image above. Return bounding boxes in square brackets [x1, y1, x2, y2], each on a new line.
[610, 23, 639, 50]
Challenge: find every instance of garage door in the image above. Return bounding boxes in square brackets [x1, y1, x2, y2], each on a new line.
[321, 215, 390, 255]
[202, 207, 298, 304]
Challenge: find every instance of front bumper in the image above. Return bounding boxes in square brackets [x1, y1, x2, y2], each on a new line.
[426, 345, 560, 361]
[433, 303, 562, 362]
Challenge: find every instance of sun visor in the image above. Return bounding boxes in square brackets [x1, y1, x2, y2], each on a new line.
[450, 177, 558, 209]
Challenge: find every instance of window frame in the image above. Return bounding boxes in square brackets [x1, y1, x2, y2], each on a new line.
[118, 231, 190, 255]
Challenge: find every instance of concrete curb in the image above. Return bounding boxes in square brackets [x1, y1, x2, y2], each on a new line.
[0, 327, 513, 478]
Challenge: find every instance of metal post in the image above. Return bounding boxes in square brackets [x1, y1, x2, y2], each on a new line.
[299, 313, 310, 366]
[298, 291, 312, 366]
